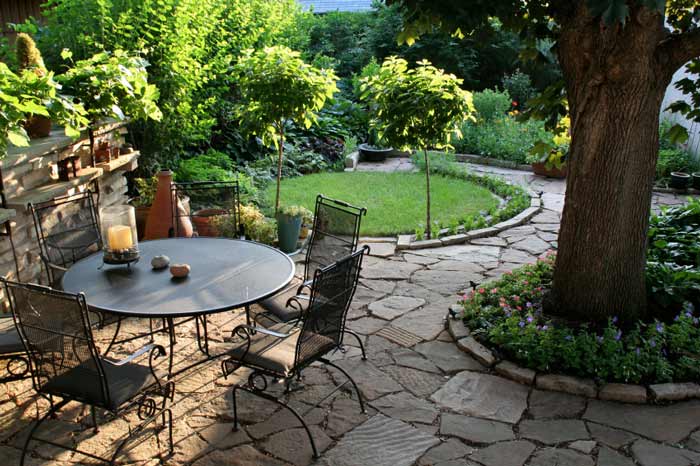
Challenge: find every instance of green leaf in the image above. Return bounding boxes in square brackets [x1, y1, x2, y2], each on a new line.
[666, 124, 689, 145]
[7, 129, 29, 147]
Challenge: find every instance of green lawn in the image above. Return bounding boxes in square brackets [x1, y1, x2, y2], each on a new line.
[265, 171, 498, 236]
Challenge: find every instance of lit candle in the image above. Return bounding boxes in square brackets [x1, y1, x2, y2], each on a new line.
[108, 225, 133, 251]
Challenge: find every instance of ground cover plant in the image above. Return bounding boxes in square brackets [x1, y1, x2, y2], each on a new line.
[460, 198, 700, 384]
[265, 171, 498, 236]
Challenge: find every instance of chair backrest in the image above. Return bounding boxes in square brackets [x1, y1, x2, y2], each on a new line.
[294, 246, 368, 369]
[171, 180, 241, 237]
[29, 190, 101, 284]
[2, 280, 110, 406]
[303, 195, 366, 283]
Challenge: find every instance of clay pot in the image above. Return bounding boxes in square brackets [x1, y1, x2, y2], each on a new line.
[134, 205, 150, 240]
[191, 208, 226, 237]
[532, 162, 567, 179]
[24, 115, 52, 139]
[144, 170, 193, 239]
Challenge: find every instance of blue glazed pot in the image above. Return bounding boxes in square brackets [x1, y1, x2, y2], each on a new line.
[276, 213, 303, 253]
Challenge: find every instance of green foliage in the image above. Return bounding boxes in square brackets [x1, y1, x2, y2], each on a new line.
[0, 63, 87, 153]
[501, 70, 536, 108]
[132, 176, 158, 207]
[656, 149, 697, 182]
[455, 117, 553, 164]
[40, 0, 303, 171]
[647, 199, 700, 315]
[15, 33, 46, 75]
[360, 57, 473, 151]
[472, 89, 511, 122]
[233, 46, 338, 148]
[175, 150, 235, 182]
[57, 50, 161, 126]
[213, 203, 277, 245]
[461, 254, 700, 384]
[278, 205, 312, 219]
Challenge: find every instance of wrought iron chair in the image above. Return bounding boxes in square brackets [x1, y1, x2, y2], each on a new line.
[221, 246, 368, 458]
[257, 195, 366, 353]
[2, 279, 174, 466]
[171, 180, 242, 238]
[29, 190, 101, 286]
[0, 314, 29, 382]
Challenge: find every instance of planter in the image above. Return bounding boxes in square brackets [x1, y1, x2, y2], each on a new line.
[191, 208, 227, 237]
[134, 205, 150, 241]
[277, 213, 303, 253]
[692, 172, 700, 191]
[532, 162, 567, 179]
[670, 172, 691, 191]
[359, 143, 393, 162]
[144, 170, 193, 239]
[24, 115, 52, 139]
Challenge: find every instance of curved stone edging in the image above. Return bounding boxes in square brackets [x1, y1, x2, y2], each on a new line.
[445, 310, 700, 405]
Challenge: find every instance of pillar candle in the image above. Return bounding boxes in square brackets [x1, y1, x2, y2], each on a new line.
[108, 225, 133, 251]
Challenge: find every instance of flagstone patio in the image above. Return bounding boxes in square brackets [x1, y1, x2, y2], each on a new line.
[0, 160, 697, 466]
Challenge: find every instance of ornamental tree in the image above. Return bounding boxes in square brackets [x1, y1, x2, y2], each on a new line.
[233, 46, 338, 214]
[387, 0, 700, 322]
[360, 57, 474, 238]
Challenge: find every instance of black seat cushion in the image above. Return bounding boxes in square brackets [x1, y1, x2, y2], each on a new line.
[259, 286, 309, 322]
[43, 360, 155, 410]
[0, 327, 24, 354]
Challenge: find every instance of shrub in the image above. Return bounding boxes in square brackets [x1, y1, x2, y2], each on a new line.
[454, 116, 553, 164]
[501, 70, 535, 108]
[175, 149, 258, 203]
[212, 204, 277, 245]
[472, 89, 511, 122]
[656, 148, 697, 181]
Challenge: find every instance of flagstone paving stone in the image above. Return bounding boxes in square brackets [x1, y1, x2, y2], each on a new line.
[3, 159, 697, 466]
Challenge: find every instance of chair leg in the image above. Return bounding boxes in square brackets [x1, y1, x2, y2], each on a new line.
[232, 385, 239, 431]
[343, 330, 367, 360]
[319, 358, 366, 414]
[91, 405, 99, 434]
[103, 317, 123, 356]
[21, 399, 69, 466]
[236, 385, 319, 458]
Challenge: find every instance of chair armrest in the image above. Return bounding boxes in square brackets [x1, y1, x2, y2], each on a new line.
[295, 280, 313, 296]
[103, 343, 164, 366]
[47, 262, 68, 273]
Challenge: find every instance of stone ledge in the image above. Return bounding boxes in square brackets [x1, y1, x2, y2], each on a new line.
[444, 310, 700, 405]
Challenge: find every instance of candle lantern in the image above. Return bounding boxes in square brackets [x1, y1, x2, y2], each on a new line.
[100, 205, 139, 265]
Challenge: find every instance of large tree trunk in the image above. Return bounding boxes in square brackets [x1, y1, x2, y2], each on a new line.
[548, 5, 676, 322]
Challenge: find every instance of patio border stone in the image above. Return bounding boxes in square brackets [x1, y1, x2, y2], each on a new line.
[445, 312, 700, 405]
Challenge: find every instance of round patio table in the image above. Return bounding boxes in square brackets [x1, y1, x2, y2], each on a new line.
[61, 237, 295, 376]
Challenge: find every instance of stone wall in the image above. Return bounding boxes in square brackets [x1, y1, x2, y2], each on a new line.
[0, 121, 138, 308]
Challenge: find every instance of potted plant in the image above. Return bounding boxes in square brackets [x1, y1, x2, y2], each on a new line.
[670, 171, 691, 190]
[299, 208, 314, 239]
[529, 116, 569, 178]
[57, 49, 162, 166]
[359, 129, 393, 162]
[130, 176, 157, 240]
[276, 205, 307, 253]
[0, 63, 86, 155]
[693, 172, 700, 190]
[531, 150, 568, 178]
[359, 57, 474, 239]
[233, 46, 338, 215]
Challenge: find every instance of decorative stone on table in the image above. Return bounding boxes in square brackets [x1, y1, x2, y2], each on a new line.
[151, 255, 170, 270]
[170, 263, 191, 278]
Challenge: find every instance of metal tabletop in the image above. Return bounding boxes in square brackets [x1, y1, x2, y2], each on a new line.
[61, 238, 295, 318]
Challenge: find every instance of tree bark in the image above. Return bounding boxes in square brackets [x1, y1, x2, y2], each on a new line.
[549, 5, 677, 322]
[424, 148, 431, 239]
[274, 123, 285, 215]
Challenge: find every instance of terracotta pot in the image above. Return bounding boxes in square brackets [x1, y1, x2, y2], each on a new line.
[191, 208, 226, 237]
[134, 205, 150, 240]
[532, 162, 567, 179]
[24, 115, 52, 139]
[144, 170, 193, 239]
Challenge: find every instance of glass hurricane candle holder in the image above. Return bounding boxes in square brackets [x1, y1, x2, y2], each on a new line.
[100, 205, 139, 265]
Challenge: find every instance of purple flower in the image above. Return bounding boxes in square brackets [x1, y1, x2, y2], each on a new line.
[649, 339, 656, 348]
[694, 317, 699, 325]
[684, 302, 695, 313]
[675, 315, 681, 322]
[526, 302, 533, 308]
[635, 347, 641, 355]
[612, 316, 618, 324]
[686, 312, 693, 318]
[518, 321, 525, 328]
[542, 325, 548, 331]
[565, 335, 573, 341]
[597, 336, 604, 343]
[614, 330, 622, 341]
[662, 348, 668, 356]
[526, 316, 533, 323]
[656, 322, 664, 334]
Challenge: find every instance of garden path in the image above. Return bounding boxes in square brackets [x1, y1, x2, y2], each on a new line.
[0, 158, 696, 466]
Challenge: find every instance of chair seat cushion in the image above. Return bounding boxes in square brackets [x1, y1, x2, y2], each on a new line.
[44, 359, 155, 410]
[0, 327, 24, 354]
[227, 323, 334, 376]
[259, 281, 309, 322]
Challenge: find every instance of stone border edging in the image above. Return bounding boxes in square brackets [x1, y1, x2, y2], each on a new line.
[445, 309, 700, 405]
[453, 153, 533, 172]
[396, 190, 542, 251]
